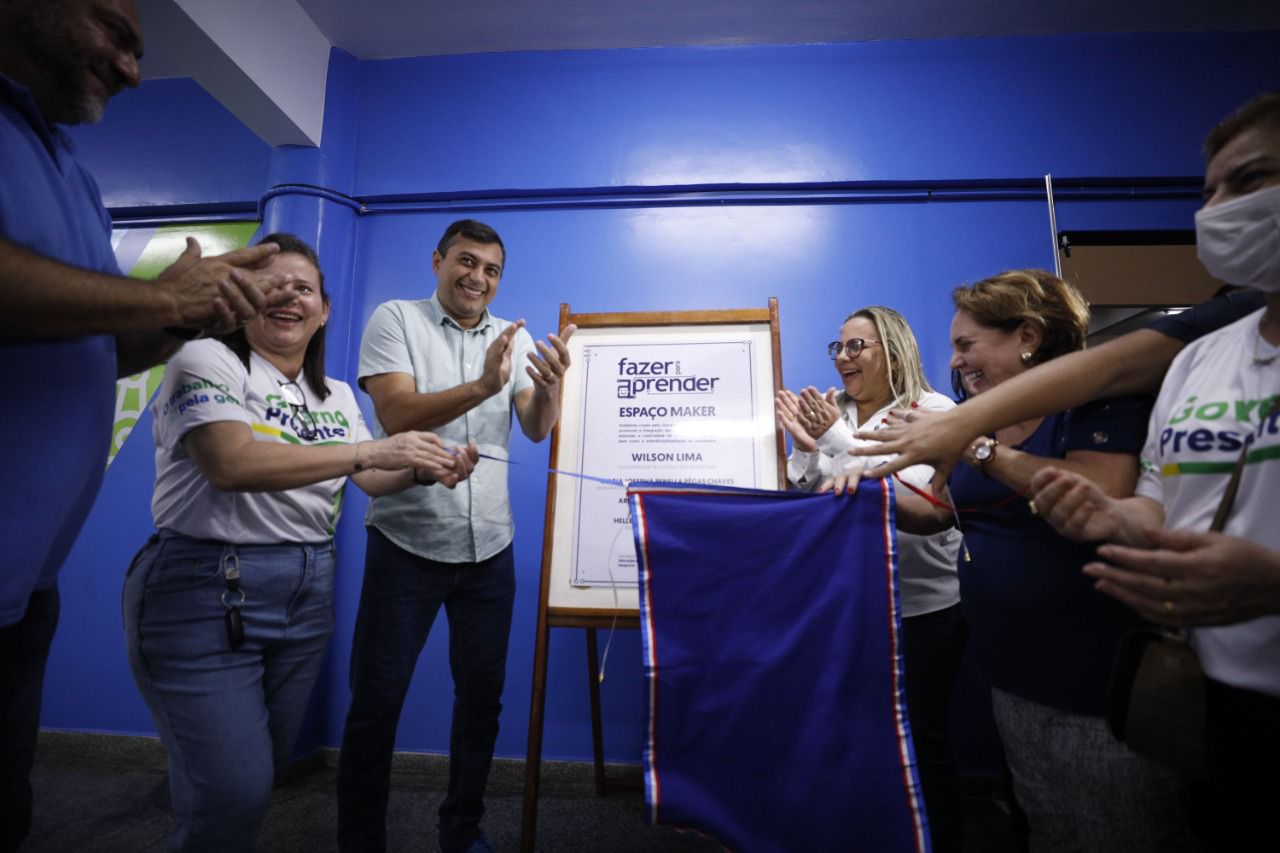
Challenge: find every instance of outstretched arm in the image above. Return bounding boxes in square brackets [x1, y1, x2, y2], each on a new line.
[887, 485, 955, 535]
[184, 423, 475, 493]
[817, 457, 952, 535]
[1027, 467, 1280, 626]
[852, 329, 1184, 485]
[1027, 466, 1162, 546]
[351, 440, 480, 496]
[2, 237, 284, 347]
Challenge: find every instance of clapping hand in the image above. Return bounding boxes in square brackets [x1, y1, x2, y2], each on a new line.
[526, 323, 577, 389]
[776, 388, 817, 452]
[157, 238, 292, 335]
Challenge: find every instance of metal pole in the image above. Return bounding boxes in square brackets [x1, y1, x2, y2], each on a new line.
[1045, 173, 1061, 277]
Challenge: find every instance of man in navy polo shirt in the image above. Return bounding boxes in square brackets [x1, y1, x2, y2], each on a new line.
[0, 2, 285, 848]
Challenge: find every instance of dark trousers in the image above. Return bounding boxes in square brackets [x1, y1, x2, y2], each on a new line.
[1190, 676, 1280, 852]
[337, 529, 515, 853]
[902, 603, 967, 853]
[0, 586, 59, 853]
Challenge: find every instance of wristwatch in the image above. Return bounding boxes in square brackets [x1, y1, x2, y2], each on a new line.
[970, 437, 999, 469]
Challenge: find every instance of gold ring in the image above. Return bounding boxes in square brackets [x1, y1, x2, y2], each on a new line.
[1027, 499, 1038, 516]
[1163, 599, 1176, 615]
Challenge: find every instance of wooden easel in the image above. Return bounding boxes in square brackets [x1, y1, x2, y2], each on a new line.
[519, 301, 785, 852]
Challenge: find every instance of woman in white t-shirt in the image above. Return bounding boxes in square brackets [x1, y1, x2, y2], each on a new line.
[123, 233, 478, 853]
[776, 305, 965, 853]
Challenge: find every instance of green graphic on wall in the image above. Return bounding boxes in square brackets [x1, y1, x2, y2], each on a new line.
[107, 221, 259, 467]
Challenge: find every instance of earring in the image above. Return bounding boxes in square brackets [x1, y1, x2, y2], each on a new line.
[1020, 352, 1033, 365]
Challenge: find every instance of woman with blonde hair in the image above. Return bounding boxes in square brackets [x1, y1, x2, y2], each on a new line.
[778, 305, 965, 852]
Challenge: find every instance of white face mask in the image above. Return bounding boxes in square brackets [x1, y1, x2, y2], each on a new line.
[1195, 183, 1280, 293]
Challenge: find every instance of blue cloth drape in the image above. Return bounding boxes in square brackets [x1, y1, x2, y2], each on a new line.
[630, 480, 929, 853]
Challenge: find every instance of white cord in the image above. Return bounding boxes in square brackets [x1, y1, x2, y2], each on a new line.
[596, 511, 631, 683]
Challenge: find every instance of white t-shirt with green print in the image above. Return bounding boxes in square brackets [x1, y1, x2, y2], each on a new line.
[150, 339, 372, 543]
[1137, 307, 1280, 698]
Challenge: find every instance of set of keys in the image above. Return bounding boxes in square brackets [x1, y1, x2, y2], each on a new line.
[222, 554, 246, 649]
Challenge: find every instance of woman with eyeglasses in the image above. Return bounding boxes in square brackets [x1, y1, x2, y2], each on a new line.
[883, 270, 1193, 852]
[123, 233, 478, 853]
[776, 305, 966, 852]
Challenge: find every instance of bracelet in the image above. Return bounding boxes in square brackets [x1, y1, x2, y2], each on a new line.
[164, 326, 208, 341]
[411, 469, 435, 487]
[352, 442, 365, 472]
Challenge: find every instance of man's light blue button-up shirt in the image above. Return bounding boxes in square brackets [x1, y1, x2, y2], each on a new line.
[359, 293, 536, 564]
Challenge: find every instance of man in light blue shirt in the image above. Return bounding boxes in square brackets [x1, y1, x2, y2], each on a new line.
[338, 219, 575, 853]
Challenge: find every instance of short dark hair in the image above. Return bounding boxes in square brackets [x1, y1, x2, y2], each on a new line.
[217, 232, 332, 401]
[436, 219, 505, 269]
[1205, 92, 1280, 162]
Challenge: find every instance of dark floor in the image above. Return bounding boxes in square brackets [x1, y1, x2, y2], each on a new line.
[26, 731, 1019, 852]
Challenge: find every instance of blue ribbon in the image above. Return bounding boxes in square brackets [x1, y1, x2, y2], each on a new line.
[477, 452, 625, 488]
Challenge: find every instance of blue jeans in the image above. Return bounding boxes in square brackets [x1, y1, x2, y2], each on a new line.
[123, 531, 335, 853]
[337, 528, 516, 853]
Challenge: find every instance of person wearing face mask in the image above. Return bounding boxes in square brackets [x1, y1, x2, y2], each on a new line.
[777, 306, 965, 852]
[844, 130, 1270, 487]
[1026, 91, 1280, 852]
[124, 234, 478, 853]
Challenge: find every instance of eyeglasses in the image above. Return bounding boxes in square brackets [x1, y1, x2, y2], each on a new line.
[827, 338, 882, 360]
[278, 381, 319, 441]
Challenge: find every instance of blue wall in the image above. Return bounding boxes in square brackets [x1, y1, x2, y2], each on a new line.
[73, 77, 271, 212]
[46, 32, 1280, 768]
